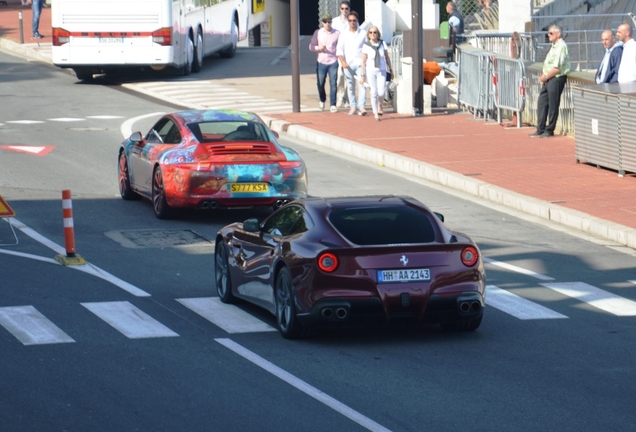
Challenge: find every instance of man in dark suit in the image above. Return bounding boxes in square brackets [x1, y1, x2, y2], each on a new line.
[596, 29, 623, 84]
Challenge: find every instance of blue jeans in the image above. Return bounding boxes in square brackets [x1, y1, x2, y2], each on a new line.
[316, 62, 338, 107]
[343, 64, 366, 110]
[32, 0, 44, 35]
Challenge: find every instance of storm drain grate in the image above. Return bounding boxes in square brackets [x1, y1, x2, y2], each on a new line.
[105, 229, 213, 249]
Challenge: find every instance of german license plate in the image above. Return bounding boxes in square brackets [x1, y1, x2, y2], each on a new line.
[377, 268, 430, 283]
[99, 37, 124, 43]
[229, 183, 268, 193]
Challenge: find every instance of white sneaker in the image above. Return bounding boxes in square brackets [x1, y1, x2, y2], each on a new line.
[319, 102, 325, 111]
[330, 106, 338, 113]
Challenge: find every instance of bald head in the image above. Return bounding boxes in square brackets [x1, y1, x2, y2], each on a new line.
[601, 29, 616, 49]
[617, 23, 633, 43]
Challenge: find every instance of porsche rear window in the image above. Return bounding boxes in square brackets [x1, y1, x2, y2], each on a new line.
[187, 121, 272, 142]
[328, 206, 436, 245]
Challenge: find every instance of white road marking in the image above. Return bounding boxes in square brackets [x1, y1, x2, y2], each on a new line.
[4, 217, 151, 297]
[120, 111, 165, 138]
[48, 118, 85, 122]
[6, 120, 45, 124]
[0, 248, 61, 264]
[216, 338, 393, 432]
[483, 257, 555, 281]
[177, 297, 276, 333]
[81, 301, 179, 339]
[540, 282, 636, 316]
[0, 306, 75, 345]
[85, 115, 125, 119]
[486, 285, 568, 320]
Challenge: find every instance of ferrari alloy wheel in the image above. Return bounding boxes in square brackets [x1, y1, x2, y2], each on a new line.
[275, 267, 309, 339]
[215, 242, 236, 303]
[118, 152, 139, 201]
[152, 167, 176, 219]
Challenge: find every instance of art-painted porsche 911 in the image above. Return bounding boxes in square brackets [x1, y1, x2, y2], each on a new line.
[215, 195, 486, 339]
[118, 110, 308, 219]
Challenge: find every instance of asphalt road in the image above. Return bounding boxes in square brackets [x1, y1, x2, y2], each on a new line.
[1, 49, 636, 431]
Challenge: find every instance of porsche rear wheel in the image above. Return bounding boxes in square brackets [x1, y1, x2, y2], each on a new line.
[275, 266, 309, 339]
[152, 167, 177, 219]
[215, 242, 236, 304]
[118, 152, 140, 201]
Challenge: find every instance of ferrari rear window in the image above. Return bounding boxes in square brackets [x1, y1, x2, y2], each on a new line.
[328, 205, 436, 245]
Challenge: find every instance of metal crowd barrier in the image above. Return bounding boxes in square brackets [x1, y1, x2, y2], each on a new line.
[492, 57, 526, 127]
[389, 34, 403, 77]
[457, 50, 495, 120]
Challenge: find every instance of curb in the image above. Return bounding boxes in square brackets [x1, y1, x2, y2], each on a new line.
[263, 116, 636, 250]
[0, 38, 52, 64]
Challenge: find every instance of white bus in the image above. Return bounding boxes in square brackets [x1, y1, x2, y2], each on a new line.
[51, 0, 250, 80]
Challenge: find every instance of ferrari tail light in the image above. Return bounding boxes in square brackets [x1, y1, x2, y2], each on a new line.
[318, 252, 338, 272]
[461, 246, 479, 267]
[152, 28, 172, 46]
[52, 28, 70, 46]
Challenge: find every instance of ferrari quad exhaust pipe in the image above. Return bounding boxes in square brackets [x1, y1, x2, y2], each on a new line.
[459, 301, 471, 313]
[320, 307, 349, 320]
[198, 200, 219, 210]
[470, 301, 481, 312]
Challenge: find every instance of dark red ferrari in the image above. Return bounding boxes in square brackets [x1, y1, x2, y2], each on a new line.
[215, 195, 486, 339]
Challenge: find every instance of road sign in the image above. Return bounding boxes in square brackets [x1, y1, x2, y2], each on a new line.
[0, 195, 15, 217]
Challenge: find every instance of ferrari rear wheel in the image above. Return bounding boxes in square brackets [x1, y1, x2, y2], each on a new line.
[215, 242, 236, 304]
[152, 167, 177, 219]
[275, 266, 309, 339]
[118, 152, 140, 201]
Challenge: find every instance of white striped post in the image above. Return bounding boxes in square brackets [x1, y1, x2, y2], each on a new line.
[62, 189, 76, 257]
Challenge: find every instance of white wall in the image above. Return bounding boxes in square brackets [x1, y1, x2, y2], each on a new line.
[499, 0, 532, 33]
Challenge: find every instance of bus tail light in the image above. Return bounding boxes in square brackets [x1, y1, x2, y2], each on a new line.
[52, 28, 70, 46]
[152, 28, 172, 46]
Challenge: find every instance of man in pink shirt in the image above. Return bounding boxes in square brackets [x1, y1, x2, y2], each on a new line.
[309, 14, 340, 112]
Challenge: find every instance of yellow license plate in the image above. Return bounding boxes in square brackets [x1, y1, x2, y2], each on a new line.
[229, 183, 269, 193]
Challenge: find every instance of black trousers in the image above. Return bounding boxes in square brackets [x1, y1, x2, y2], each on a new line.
[536, 75, 567, 134]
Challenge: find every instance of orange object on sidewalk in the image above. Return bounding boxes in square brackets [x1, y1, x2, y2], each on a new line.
[424, 61, 442, 84]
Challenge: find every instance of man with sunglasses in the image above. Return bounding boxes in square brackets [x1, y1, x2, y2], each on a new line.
[530, 25, 570, 138]
[336, 11, 368, 115]
[309, 14, 341, 112]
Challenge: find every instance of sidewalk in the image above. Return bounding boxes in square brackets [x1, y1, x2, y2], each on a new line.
[1, 3, 635, 249]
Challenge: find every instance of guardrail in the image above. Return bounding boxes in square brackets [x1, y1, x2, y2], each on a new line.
[389, 34, 403, 78]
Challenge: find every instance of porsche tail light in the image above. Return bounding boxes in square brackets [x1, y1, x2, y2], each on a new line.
[461, 246, 479, 267]
[52, 28, 70, 46]
[318, 252, 338, 272]
[279, 161, 302, 169]
[152, 28, 172, 46]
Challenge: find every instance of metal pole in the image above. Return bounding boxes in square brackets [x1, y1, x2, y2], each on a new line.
[411, 0, 423, 116]
[18, 11, 24, 45]
[290, 0, 301, 112]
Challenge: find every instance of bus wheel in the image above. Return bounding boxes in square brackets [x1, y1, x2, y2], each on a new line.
[183, 36, 194, 76]
[220, 19, 237, 58]
[192, 30, 203, 73]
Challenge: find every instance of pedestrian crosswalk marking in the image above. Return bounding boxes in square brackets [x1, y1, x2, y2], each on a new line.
[483, 257, 555, 281]
[81, 301, 179, 339]
[540, 282, 636, 316]
[0, 306, 75, 345]
[486, 285, 568, 320]
[177, 297, 276, 333]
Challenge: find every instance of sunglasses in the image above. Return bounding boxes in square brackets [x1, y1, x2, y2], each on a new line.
[548, 32, 554, 35]
[348, 19, 357, 22]
[368, 31, 378, 34]
[323, 20, 332, 23]
[341, 7, 349, 10]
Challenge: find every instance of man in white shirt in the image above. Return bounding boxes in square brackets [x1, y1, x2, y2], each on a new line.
[336, 11, 368, 115]
[332, 1, 352, 107]
[617, 23, 636, 83]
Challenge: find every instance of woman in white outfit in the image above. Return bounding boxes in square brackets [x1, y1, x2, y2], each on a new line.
[360, 26, 393, 121]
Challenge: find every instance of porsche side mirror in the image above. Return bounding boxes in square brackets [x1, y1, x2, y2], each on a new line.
[434, 212, 445, 223]
[272, 131, 279, 139]
[243, 218, 260, 232]
[130, 131, 143, 143]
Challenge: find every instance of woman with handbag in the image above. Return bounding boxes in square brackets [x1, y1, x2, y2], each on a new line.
[360, 26, 393, 121]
